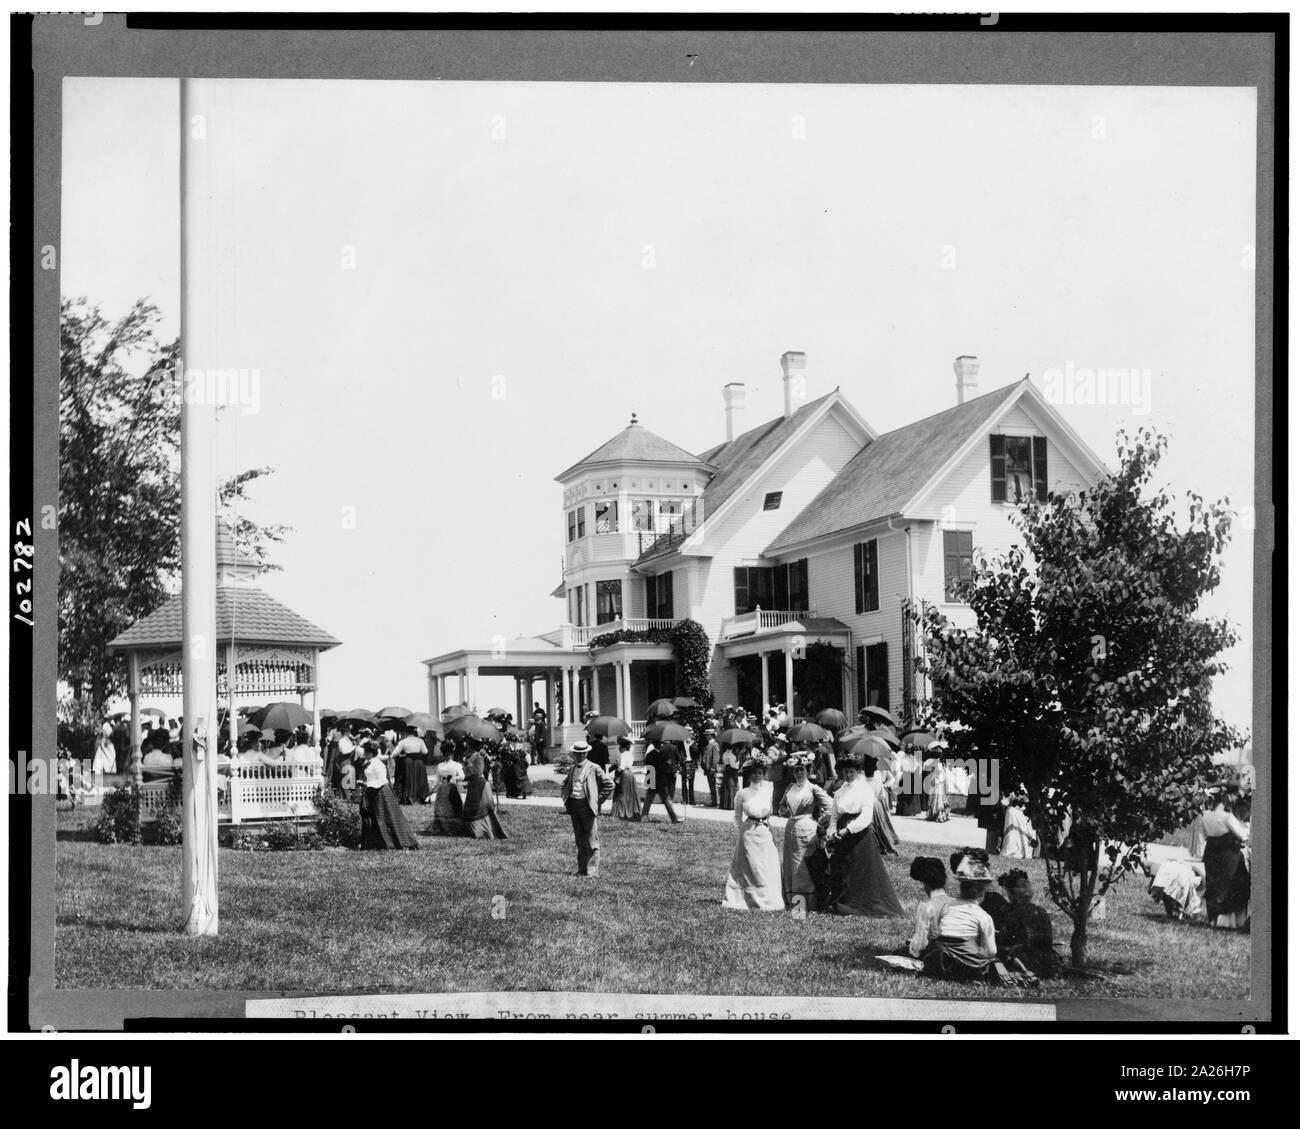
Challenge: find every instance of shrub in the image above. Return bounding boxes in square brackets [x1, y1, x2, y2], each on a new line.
[91, 784, 143, 845]
[57, 694, 102, 762]
[262, 820, 323, 852]
[226, 828, 264, 852]
[152, 808, 184, 845]
[313, 787, 362, 848]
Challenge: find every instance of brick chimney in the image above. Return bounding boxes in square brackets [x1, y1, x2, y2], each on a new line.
[780, 350, 806, 418]
[954, 355, 979, 404]
[723, 382, 746, 442]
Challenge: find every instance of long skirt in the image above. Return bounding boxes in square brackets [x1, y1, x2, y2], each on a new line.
[462, 780, 508, 840]
[1001, 805, 1036, 859]
[504, 761, 531, 799]
[781, 814, 822, 909]
[928, 778, 949, 821]
[921, 935, 996, 980]
[397, 754, 430, 805]
[722, 818, 785, 911]
[718, 768, 738, 812]
[424, 781, 468, 837]
[826, 827, 905, 917]
[611, 769, 641, 820]
[361, 784, 419, 850]
[464, 811, 508, 839]
[1203, 834, 1250, 924]
[872, 794, 900, 856]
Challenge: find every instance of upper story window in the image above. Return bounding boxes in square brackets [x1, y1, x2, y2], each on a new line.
[596, 580, 623, 624]
[567, 505, 586, 542]
[990, 434, 1048, 503]
[853, 540, 879, 614]
[733, 560, 808, 615]
[763, 491, 783, 511]
[570, 585, 586, 626]
[646, 571, 675, 620]
[943, 530, 974, 602]
[594, 499, 619, 534]
[631, 499, 655, 532]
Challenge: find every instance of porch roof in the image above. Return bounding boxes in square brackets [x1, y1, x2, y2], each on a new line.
[719, 616, 851, 657]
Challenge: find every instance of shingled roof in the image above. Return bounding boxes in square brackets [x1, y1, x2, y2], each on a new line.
[556, 419, 713, 481]
[635, 391, 838, 565]
[765, 380, 1025, 555]
[108, 587, 341, 651]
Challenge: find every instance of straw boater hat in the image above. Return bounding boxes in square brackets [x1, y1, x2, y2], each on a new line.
[570, 741, 591, 755]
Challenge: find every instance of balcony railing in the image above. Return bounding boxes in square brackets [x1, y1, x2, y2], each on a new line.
[570, 617, 679, 648]
[719, 606, 814, 640]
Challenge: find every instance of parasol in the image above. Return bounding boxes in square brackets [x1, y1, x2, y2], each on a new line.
[786, 722, 831, 744]
[645, 698, 678, 721]
[248, 701, 313, 731]
[585, 715, 632, 739]
[642, 721, 691, 745]
[815, 708, 849, 732]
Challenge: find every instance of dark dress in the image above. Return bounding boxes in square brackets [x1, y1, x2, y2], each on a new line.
[504, 750, 532, 798]
[424, 777, 468, 836]
[462, 776, 508, 840]
[872, 793, 900, 856]
[999, 901, 1058, 978]
[360, 781, 419, 850]
[396, 750, 431, 805]
[825, 813, 904, 917]
[612, 764, 641, 819]
[1203, 832, 1250, 920]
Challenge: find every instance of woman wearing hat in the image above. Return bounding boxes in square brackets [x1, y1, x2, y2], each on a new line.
[461, 752, 508, 839]
[920, 851, 1000, 979]
[776, 749, 832, 911]
[822, 752, 904, 917]
[996, 869, 1058, 977]
[722, 753, 785, 911]
[359, 740, 419, 850]
[424, 757, 468, 836]
[611, 735, 641, 820]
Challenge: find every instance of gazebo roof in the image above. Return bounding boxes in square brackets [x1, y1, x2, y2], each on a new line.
[108, 587, 341, 652]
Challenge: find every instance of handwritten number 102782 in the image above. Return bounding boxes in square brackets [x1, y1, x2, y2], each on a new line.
[13, 518, 33, 625]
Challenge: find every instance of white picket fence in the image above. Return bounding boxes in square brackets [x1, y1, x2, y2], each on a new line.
[228, 762, 324, 824]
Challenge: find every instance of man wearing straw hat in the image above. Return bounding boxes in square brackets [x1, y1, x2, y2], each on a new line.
[560, 742, 614, 877]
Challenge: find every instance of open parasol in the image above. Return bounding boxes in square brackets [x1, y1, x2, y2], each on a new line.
[248, 701, 313, 731]
[585, 715, 632, 740]
[642, 721, 691, 745]
[645, 698, 678, 721]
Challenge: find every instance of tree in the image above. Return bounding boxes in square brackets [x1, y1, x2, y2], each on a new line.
[59, 297, 290, 712]
[911, 430, 1242, 969]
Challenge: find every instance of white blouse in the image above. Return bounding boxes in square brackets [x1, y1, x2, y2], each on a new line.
[829, 776, 874, 835]
[618, 749, 635, 771]
[362, 757, 388, 789]
[735, 780, 774, 828]
[909, 889, 954, 957]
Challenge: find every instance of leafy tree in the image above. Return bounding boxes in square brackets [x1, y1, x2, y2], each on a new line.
[59, 297, 290, 712]
[911, 430, 1242, 969]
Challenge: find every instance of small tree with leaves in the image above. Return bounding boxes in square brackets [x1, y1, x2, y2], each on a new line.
[911, 430, 1242, 969]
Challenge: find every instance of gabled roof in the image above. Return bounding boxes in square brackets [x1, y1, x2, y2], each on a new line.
[635, 391, 841, 566]
[108, 587, 341, 651]
[764, 381, 1025, 555]
[556, 419, 713, 482]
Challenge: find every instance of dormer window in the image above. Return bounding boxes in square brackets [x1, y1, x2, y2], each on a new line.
[763, 491, 783, 511]
[990, 434, 1048, 503]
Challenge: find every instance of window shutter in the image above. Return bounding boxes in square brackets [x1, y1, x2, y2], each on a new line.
[868, 642, 890, 709]
[1033, 435, 1048, 502]
[990, 434, 1007, 502]
[866, 539, 879, 612]
[733, 568, 749, 616]
[662, 570, 674, 619]
[855, 645, 866, 712]
[853, 543, 864, 614]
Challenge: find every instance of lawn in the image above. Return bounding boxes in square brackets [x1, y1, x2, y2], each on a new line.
[54, 802, 1248, 998]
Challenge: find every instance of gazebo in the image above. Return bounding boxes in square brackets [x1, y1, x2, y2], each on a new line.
[107, 522, 341, 820]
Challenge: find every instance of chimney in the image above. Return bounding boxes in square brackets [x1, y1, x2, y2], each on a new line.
[723, 382, 746, 442]
[780, 350, 806, 418]
[954, 355, 979, 404]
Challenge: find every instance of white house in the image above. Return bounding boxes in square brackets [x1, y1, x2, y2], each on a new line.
[423, 352, 1108, 749]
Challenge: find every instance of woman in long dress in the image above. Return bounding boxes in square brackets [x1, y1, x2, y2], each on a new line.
[461, 753, 508, 840]
[722, 758, 785, 911]
[870, 757, 900, 856]
[718, 746, 740, 811]
[1001, 795, 1037, 859]
[359, 743, 419, 850]
[1201, 798, 1250, 929]
[424, 756, 468, 837]
[924, 747, 949, 822]
[394, 728, 431, 805]
[776, 750, 832, 910]
[823, 754, 904, 918]
[611, 736, 641, 820]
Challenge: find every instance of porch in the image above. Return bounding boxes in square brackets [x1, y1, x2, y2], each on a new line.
[720, 616, 852, 719]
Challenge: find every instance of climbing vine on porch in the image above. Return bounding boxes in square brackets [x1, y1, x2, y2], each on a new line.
[587, 618, 715, 725]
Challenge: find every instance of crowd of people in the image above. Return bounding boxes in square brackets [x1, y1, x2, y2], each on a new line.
[1145, 787, 1252, 932]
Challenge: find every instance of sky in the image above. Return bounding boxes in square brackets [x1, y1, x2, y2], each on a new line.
[62, 78, 1257, 731]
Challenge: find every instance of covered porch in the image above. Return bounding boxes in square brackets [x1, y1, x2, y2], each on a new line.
[720, 617, 852, 721]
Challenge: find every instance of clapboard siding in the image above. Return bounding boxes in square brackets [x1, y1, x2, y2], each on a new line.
[807, 529, 910, 712]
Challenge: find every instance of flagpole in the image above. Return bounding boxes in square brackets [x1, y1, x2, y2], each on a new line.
[180, 77, 220, 935]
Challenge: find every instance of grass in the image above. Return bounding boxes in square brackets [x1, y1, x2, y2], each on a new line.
[54, 801, 1248, 998]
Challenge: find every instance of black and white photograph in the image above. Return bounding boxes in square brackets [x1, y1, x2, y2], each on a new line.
[9, 11, 1282, 1062]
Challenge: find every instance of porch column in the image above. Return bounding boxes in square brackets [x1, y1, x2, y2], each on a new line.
[841, 649, 852, 715]
[614, 660, 625, 718]
[622, 660, 633, 723]
[784, 646, 795, 719]
[128, 652, 142, 787]
[561, 665, 573, 726]
[760, 650, 770, 714]
[311, 649, 321, 746]
[457, 670, 466, 705]
[591, 665, 602, 715]
[544, 671, 556, 743]
[466, 666, 478, 712]
[427, 669, 436, 714]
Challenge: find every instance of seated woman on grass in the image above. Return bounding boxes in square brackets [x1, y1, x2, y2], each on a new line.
[905, 856, 952, 958]
[996, 868, 1060, 978]
[919, 852, 999, 980]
